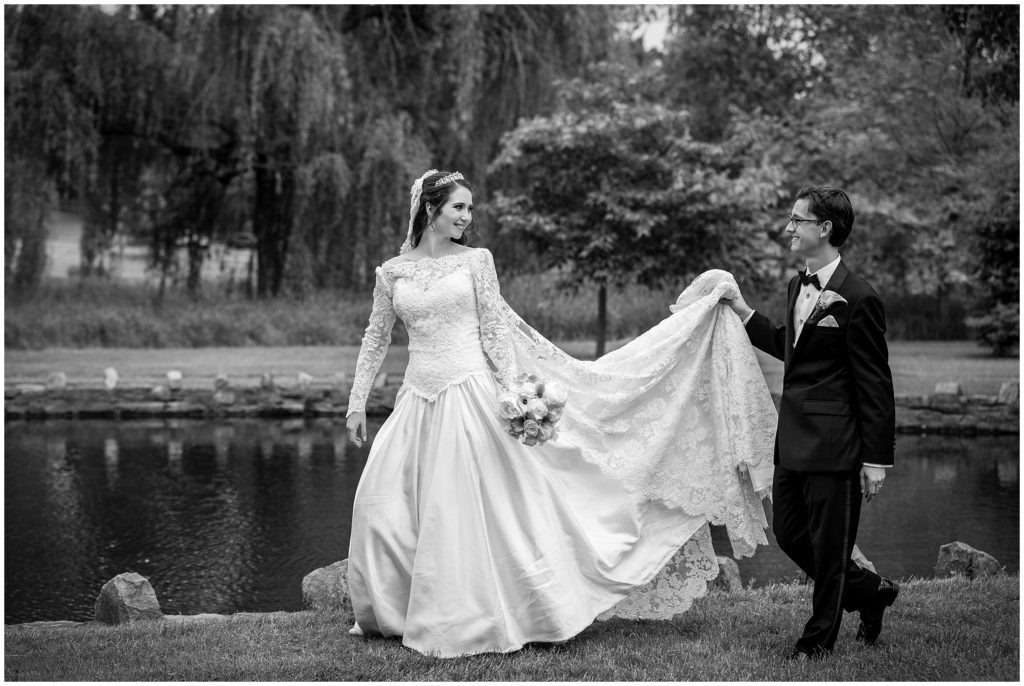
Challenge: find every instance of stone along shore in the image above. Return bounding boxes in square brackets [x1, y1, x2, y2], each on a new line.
[8, 541, 1008, 630]
[5, 370, 1019, 435]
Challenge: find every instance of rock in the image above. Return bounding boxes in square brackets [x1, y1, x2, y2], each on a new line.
[851, 544, 876, 573]
[16, 383, 46, 394]
[710, 556, 743, 592]
[372, 371, 388, 389]
[330, 372, 348, 389]
[104, 368, 119, 390]
[997, 381, 1019, 407]
[935, 541, 1004, 580]
[260, 373, 275, 390]
[214, 373, 230, 391]
[275, 400, 306, 415]
[46, 372, 67, 390]
[213, 390, 236, 405]
[934, 381, 963, 397]
[929, 395, 966, 413]
[94, 572, 163, 624]
[166, 370, 183, 391]
[297, 372, 314, 391]
[151, 385, 171, 401]
[302, 559, 351, 612]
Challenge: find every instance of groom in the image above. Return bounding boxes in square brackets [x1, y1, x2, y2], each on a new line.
[725, 186, 898, 659]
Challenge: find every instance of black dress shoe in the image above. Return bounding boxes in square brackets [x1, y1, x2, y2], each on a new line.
[787, 647, 828, 661]
[857, 578, 900, 644]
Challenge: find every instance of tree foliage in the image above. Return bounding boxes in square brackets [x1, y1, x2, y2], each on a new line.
[4, 4, 1017, 354]
[662, 5, 1017, 350]
[490, 63, 778, 353]
[4, 4, 615, 297]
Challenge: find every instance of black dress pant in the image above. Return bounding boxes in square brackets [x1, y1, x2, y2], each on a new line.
[772, 464, 882, 654]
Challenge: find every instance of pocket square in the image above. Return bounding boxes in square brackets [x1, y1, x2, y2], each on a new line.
[817, 315, 839, 328]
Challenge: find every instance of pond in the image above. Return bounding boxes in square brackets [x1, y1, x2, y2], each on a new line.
[4, 418, 1019, 624]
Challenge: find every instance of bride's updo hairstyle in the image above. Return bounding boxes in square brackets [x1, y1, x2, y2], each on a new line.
[409, 170, 474, 250]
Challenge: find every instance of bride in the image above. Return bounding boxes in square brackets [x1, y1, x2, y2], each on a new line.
[344, 169, 777, 658]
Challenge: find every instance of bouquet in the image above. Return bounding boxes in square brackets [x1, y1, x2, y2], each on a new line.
[497, 373, 568, 447]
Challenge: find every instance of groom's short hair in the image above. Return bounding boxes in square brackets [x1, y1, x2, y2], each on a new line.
[796, 186, 854, 247]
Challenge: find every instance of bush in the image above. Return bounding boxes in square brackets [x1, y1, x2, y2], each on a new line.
[966, 302, 1020, 357]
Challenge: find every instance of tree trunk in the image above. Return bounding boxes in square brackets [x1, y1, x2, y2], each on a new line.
[253, 162, 294, 297]
[595, 284, 607, 359]
[186, 235, 204, 297]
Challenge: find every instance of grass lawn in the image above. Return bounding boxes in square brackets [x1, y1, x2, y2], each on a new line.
[4, 575, 1017, 681]
[5, 340, 1019, 396]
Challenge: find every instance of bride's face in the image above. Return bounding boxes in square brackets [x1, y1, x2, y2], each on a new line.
[430, 186, 473, 240]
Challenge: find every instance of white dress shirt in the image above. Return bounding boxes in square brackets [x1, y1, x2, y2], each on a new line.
[793, 256, 842, 344]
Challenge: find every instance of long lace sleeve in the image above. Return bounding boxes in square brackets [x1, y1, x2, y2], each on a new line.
[472, 249, 518, 391]
[347, 267, 397, 416]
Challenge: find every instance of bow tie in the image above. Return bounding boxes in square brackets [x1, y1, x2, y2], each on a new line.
[798, 270, 822, 289]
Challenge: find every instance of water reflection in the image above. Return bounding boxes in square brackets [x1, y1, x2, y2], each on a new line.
[4, 420, 1019, 624]
[719, 434, 1020, 586]
[5, 418, 364, 624]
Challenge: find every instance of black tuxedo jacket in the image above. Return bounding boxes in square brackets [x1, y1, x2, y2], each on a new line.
[746, 261, 896, 472]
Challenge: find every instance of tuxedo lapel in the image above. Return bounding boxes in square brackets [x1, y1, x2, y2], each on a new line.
[784, 276, 800, 367]
[790, 261, 851, 364]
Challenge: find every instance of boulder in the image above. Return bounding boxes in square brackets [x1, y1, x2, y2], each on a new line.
[851, 544, 876, 573]
[934, 381, 963, 397]
[46, 372, 68, 390]
[166, 370, 183, 391]
[214, 373, 231, 391]
[710, 556, 743, 592]
[260, 373, 275, 391]
[94, 572, 163, 624]
[297, 372, 314, 392]
[935, 541, 1003, 580]
[151, 385, 171, 401]
[302, 559, 351, 612]
[997, 381, 1019, 407]
[213, 390, 237, 405]
[104, 367, 119, 390]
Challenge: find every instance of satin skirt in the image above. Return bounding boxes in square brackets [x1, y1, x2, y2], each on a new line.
[347, 372, 709, 658]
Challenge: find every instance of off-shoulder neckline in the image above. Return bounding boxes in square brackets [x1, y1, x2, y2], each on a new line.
[383, 248, 483, 268]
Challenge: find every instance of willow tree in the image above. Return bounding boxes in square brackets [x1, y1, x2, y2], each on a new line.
[6, 5, 629, 299]
[5, 6, 110, 293]
[332, 4, 621, 285]
[141, 5, 353, 297]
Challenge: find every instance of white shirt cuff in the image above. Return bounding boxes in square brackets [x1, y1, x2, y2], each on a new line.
[742, 310, 755, 325]
[863, 463, 890, 469]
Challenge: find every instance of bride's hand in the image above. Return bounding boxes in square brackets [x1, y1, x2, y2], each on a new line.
[347, 411, 368, 448]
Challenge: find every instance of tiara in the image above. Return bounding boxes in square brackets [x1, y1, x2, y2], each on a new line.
[434, 171, 464, 186]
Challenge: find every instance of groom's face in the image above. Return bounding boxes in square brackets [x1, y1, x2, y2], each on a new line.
[786, 198, 828, 257]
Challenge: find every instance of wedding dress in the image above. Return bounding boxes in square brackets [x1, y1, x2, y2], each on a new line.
[346, 247, 776, 658]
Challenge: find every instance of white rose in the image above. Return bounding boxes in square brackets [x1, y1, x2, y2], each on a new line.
[524, 398, 548, 421]
[543, 381, 568, 409]
[498, 395, 522, 419]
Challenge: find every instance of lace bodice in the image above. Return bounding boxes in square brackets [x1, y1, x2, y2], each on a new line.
[347, 249, 515, 414]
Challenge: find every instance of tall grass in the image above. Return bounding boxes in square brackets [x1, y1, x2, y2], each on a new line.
[5, 279, 378, 349]
[5, 273, 963, 350]
[5, 275, 701, 350]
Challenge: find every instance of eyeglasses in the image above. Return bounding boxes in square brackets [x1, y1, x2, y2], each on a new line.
[787, 214, 823, 227]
